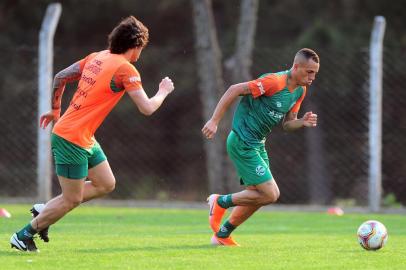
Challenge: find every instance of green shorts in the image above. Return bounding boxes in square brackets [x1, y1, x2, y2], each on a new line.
[226, 131, 273, 186]
[51, 133, 107, 179]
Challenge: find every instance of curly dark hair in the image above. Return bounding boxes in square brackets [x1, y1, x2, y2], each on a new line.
[108, 16, 149, 54]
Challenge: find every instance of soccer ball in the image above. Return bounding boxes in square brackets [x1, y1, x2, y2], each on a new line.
[357, 220, 388, 250]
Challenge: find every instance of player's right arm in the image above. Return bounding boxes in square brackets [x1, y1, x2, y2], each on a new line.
[201, 83, 250, 139]
[202, 74, 283, 139]
[39, 61, 83, 129]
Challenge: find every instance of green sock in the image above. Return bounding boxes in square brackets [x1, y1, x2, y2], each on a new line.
[216, 220, 236, 238]
[217, 194, 235, 209]
[16, 223, 37, 241]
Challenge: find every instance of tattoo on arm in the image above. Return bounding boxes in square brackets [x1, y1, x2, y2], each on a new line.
[52, 62, 82, 110]
[240, 83, 251, 96]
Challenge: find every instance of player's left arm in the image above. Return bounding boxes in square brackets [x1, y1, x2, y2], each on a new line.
[282, 87, 317, 131]
[282, 110, 318, 131]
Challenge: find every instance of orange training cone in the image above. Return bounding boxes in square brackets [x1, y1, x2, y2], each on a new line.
[327, 207, 344, 216]
[0, 208, 11, 218]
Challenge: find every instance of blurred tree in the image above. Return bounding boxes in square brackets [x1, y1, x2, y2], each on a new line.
[192, 0, 258, 193]
[223, 0, 259, 192]
[192, 0, 226, 193]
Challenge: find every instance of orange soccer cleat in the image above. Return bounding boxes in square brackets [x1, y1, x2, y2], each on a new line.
[211, 234, 240, 246]
[207, 194, 226, 233]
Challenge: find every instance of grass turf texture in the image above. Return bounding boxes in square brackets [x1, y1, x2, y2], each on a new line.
[1, 205, 405, 270]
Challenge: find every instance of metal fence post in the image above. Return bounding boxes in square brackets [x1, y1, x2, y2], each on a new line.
[369, 16, 386, 212]
[37, 3, 62, 202]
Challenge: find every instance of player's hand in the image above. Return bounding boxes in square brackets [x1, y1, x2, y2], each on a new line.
[202, 119, 218, 139]
[39, 110, 60, 129]
[159, 76, 175, 95]
[302, 111, 317, 127]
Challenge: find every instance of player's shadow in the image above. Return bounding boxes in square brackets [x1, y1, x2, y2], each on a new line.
[78, 244, 214, 253]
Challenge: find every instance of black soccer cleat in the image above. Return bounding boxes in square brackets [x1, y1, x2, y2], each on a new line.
[30, 204, 50, 242]
[10, 233, 39, 252]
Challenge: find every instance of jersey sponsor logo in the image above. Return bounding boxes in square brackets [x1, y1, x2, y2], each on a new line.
[77, 90, 88, 98]
[256, 165, 266, 176]
[94, 59, 102, 66]
[268, 110, 284, 120]
[70, 101, 81, 110]
[70, 86, 88, 111]
[81, 74, 96, 86]
[256, 82, 265, 95]
[129, 76, 141, 83]
[85, 64, 102, 75]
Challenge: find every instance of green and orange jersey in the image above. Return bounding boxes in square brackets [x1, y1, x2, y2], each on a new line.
[53, 50, 143, 149]
[232, 70, 306, 146]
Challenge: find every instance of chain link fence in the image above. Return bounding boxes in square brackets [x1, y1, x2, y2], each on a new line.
[381, 48, 406, 207]
[0, 47, 38, 198]
[1, 45, 405, 207]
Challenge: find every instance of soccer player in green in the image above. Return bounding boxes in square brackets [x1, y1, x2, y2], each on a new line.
[202, 48, 319, 246]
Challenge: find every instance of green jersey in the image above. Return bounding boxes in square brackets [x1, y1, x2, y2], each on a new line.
[232, 70, 306, 146]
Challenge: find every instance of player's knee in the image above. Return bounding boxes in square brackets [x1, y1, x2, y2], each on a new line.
[103, 180, 115, 194]
[262, 194, 278, 205]
[62, 196, 82, 211]
[257, 180, 280, 205]
[63, 200, 81, 211]
[270, 189, 280, 203]
[100, 178, 116, 194]
[262, 189, 280, 205]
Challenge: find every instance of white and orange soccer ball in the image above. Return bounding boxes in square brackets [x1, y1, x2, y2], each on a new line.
[357, 220, 388, 250]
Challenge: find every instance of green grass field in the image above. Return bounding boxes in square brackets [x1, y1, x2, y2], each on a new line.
[1, 204, 405, 270]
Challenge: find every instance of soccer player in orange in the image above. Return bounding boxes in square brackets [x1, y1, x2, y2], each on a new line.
[10, 16, 174, 252]
[202, 48, 319, 246]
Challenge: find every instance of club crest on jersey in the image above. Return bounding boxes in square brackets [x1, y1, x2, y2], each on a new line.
[256, 82, 265, 95]
[256, 165, 266, 176]
[129, 76, 141, 83]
